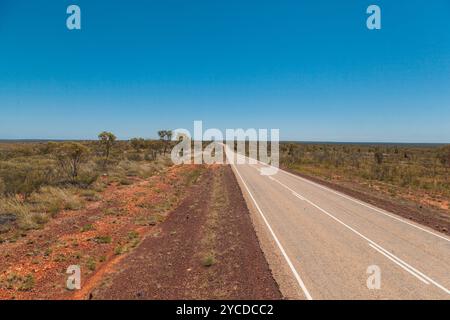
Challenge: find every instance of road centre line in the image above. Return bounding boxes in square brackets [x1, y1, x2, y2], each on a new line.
[264, 173, 449, 295]
[250, 159, 450, 243]
[368, 244, 429, 285]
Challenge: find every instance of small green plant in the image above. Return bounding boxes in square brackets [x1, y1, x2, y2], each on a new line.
[147, 215, 158, 226]
[201, 254, 216, 267]
[128, 231, 139, 240]
[86, 257, 96, 271]
[72, 252, 82, 260]
[18, 274, 35, 291]
[54, 253, 67, 262]
[93, 235, 112, 244]
[114, 245, 124, 255]
[104, 208, 122, 216]
[119, 178, 133, 185]
[31, 212, 49, 225]
[44, 248, 52, 256]
[80, 189, 101, 201]
[80, 224, 94, 232]
[1, 273, 35, 291]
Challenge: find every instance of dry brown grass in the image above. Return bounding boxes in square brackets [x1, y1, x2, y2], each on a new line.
[0, 138, 174, 235]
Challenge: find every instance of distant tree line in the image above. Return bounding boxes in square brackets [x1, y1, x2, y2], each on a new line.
[0, 130, 174, 197]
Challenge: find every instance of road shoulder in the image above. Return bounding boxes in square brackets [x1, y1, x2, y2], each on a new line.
[89, 165, 281, 300]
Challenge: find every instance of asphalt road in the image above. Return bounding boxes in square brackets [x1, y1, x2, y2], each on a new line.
[226, 148, 450, 300]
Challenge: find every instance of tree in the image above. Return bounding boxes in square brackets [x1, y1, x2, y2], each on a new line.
[145, 140, 160, 160]
[158, 130, 172, 154]
[438, 146, 450, 165]
[374, 151, 383, 165]
[166, 130, 173, 141]
[98, 131, 116, 168]
[157, 130, 166, 141]
[130, 138, 146, 151]
[0, 177, 5, 195]
[53, 142, 89, 182]
[155, 140, 165, 155]
[438, 145, 450, 182]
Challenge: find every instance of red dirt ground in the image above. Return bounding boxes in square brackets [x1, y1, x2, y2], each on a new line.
[0, 164, 200, 299]
[89, 165, 281, 300]
[0, 164, 281, 300]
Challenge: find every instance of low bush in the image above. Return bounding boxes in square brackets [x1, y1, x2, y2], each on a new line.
[0, 160, 57, 196]
[0, 197, 35, 230]
[0, 178, 5, 194]
[29, 187, 83, 215]
[0, 273, 35, 291]
[201, 253, 216, 267]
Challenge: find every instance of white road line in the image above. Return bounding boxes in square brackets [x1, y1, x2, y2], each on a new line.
[227, 155, 313, 300]
[267, 175, 450, 295]
[252, 160, 450, 243]
[268, 176, 305, 200]
[368, 244, 429, 285]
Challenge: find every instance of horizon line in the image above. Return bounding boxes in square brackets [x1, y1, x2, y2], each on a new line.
[0, 138, 448, 146]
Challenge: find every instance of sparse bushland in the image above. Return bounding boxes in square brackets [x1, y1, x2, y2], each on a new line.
[279, 143, 450, 211]
[0, 130, 175, 236]
[0, 162, 203, 299]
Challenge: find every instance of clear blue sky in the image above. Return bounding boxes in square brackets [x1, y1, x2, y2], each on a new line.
[0, 0, 449, 142]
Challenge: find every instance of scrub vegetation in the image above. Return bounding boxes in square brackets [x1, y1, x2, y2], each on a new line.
[0, 131, 174, 236]
[280, 143, 450, 212]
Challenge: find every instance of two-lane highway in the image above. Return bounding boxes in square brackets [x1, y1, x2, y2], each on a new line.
[226, 148, 450, 299]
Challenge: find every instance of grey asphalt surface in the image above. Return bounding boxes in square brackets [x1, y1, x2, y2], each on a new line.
[226, 148, 450, 300]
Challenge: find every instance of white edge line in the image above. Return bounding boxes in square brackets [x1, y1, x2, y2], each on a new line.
[269, 175, 450, 295]
[229, 157, 313, 300]
[368, 244, 429, 285]
[252, 158, 450, 243]
[369, 244, 450, 295]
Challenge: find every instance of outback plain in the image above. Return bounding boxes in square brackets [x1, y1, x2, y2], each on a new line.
[0, 133, 449, 299]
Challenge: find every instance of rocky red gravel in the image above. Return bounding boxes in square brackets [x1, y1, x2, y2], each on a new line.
[90, 165, 282, 300]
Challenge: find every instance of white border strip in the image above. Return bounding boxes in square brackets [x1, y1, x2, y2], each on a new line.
[230, 161, 313, 300]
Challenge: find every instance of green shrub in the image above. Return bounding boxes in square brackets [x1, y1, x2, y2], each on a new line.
[114, 245, 124, 255]
[0, 273, 35, 291]
[79, 189, 101, 202]
[29, 187, 83, 215]
[126, 153, 142, 161]
[201, 253, 216, 267]
[86, 257, 96, 271]
[80, 224, 94, 232]
[76, 170, 99, 188]
[119, 178, 133, 185]
[0, 178, 5, 195]
[0, 160, 56, 196]
[0, 197, 36, 231]
[93, 235, 112, 244]
[51, 142, 90, 182]
[19, 274, 35, 291]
